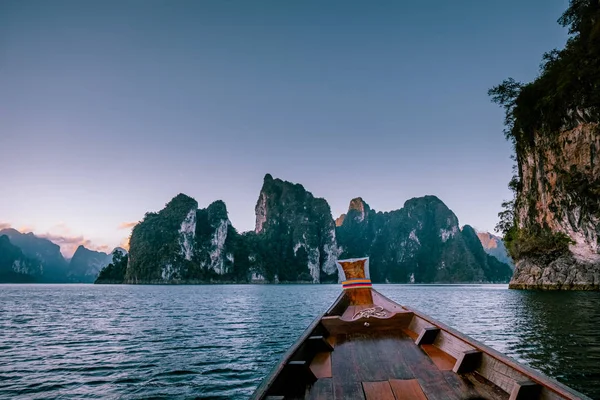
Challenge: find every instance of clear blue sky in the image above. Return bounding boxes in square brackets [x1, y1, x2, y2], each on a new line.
[0, 0, 569, 256]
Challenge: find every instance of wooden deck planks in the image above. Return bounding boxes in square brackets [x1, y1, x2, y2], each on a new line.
[362, 381, 396, 400]
[397, 338, 463, 400]
[310, 352, 332, 379]
[441, 370, 483, 399]
[325, 321, 511, 400]
[463, 372, 510, 400]
[306, 378, 334, 400]
[331, 332, 415, 400]
[421, 344, 457, 371]
[331, 334, 366, 400]
[388, 379, 428, 400]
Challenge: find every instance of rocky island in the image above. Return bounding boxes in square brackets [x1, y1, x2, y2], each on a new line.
[490, 0, 600, 290]
[95, 174, 512, 284]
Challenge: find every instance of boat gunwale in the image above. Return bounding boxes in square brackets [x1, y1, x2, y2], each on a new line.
[371, 289, 591, 400]
[249, 291, 346, 400]
[251, 289, 592, 400]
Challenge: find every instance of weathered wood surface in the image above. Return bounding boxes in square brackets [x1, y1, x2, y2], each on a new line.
[415, 326, 440, 345]
[362, 381, 396, 400]
[388, 379, 428, 400]
[421, 344, 456, 371]
[478, 353, 530, 393]
[452, 349, 482, 374]
[433, 328, 476, 359]
[321, 312, 413, 335]
[309, 352, 332, 379]
[402, 302, 591, 400]
[306, 378, 334, 400]
[408, 314, 436, 336]
[401, 328, 419, 341]
[253, 288, 591, 400]
[510, 380, 542, 400]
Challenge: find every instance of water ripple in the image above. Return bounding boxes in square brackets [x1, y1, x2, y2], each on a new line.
[0, 284, 598, 399]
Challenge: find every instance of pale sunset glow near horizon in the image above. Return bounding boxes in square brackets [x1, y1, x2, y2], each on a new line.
[1, 0, 570, 257]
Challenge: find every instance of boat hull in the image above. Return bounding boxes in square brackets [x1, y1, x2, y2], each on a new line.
[251, 289, 590, 400]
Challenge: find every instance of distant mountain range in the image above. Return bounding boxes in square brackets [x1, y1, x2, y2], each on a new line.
[0, 228, 125, 283]
[1, 175, 514, 285]
[476, 231, 514, 270]
[96, 174, 513, 284]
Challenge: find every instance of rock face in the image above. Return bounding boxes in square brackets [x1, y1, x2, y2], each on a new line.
[193, 200, 237, 278]
[0, 228, 68, 282]
[476, 231, 514, 269]
[510, 123, 600, 289]
[126, 194, 200, 283]
[102, 175, 511, 284]
[489, 2, 600, 290]
[124, 194, 239, 283]
[336, 197, 513, 283]
[0, 235, 42, 282]
[252, 174, 340, 283]
[68, 246, 109, 282]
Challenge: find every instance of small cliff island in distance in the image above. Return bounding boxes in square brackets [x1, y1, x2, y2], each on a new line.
[490, 1, 599, 290]
[95, 174, 512, 285]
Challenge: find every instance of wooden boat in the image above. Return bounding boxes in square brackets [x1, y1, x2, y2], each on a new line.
[251, 257, 590, 400]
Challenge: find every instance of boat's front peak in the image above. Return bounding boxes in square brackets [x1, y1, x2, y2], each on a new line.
[252, 256, 591, 400]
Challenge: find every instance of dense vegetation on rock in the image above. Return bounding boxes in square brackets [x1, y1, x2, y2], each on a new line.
[490, 0, 600, 289]
[336, 197, 512, 283]
[95, 250, 128, 284]
[0, 235, 41, 282]
[125, 194, 199, 283]
[95, 175, 512, 284]
[251, 174, 339, 283]
[489, 0, 599, 151]
[122, 194, 241, 283]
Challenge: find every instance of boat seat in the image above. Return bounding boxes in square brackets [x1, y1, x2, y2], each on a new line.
[453, 349, 482, 373]
[510, 380, 541, 400]
[421, 344, 456, 371]
[415, 326, 440, 345]
[308, 335, 334, 352]
[286, 360, 317, 384]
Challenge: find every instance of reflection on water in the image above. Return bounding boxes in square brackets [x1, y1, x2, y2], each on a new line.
[0, 284, 598, 399]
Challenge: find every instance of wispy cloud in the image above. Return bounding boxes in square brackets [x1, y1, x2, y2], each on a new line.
[1, 221, 112, 259]
[119, 236, 131, 251]
[118, 221, 138, 230]
[37, 233, 111, 258]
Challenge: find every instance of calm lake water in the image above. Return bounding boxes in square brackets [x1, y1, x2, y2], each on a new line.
[0, 284, 599, 399]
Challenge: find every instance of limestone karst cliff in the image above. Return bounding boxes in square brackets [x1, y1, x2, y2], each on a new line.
[490, 0, 600, 289]
[123, 194, 239, 283]
[336, 197, 512, 283]
[97, 174, 512, 284]
[251, 174, 340, 283]
[508, 124, 600, 289]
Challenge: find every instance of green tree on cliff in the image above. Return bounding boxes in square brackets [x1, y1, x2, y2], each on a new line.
[490, 0, 597, 259]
